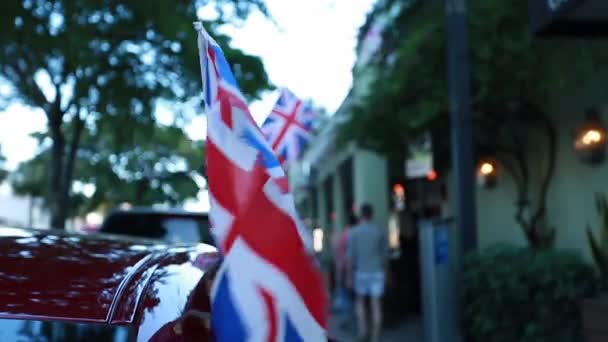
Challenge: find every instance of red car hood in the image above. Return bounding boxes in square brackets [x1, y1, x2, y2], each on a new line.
[0, 227, 210, 324]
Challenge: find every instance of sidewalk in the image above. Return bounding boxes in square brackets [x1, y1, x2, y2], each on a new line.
[328, 311, 424, 342]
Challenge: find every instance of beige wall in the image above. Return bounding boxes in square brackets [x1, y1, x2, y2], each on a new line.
[354, 149, 389, 230]
[301, 145, 389, 255]
[472, 76, 608, 259]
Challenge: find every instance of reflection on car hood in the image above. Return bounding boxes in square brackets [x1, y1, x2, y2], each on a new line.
[0, 226, 200, 323]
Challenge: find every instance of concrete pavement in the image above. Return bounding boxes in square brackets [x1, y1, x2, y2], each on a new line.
[328, 311, 424, 342]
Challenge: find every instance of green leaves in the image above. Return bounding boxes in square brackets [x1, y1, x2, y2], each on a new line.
[338, 0, 447, 163]
[1, 0, 272, 224]
[0, 146, 7, 184]
[464, 245, 601, 342]
[11, 122, 205, 215]
[340, 0, 608, 166]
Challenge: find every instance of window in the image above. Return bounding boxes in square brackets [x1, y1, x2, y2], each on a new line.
[100, 212, 213, 246]
[323, 177, 334, 224]
[162, 217, 202, 244]
[338, 158, 354, 215]
[0, 319, 132, 341]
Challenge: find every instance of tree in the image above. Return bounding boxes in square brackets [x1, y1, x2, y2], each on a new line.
[77, 122, 206, 211]
[0, 147, 7, 183]
[339, 0, 447, 167]
[0, 0, 272, 228]
[12, 122, 206, 217]
[339, 0, 608, 248]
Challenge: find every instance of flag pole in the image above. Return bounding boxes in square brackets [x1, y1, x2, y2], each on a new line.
[194, 21, 212, 112]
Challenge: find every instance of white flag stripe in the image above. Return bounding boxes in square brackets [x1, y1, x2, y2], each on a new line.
[226, 239, 326, 341]
[207, 104, 259, 172]
[208, 192, 235, 246]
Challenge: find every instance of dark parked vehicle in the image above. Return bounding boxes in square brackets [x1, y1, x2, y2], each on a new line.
[0, 225, 220, 341]
[99, 208, 213, 246]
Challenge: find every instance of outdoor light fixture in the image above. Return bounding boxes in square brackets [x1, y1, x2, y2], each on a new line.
[477, 159, 498, 189]
[574, 108, 607, 166]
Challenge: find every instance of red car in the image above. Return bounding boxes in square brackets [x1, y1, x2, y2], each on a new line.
[0, 225, 220, 341]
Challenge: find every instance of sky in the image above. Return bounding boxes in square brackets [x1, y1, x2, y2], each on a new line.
[0, 0, 375, 204]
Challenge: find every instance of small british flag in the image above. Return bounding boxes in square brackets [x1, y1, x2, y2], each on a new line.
[261, 88, 316, 165]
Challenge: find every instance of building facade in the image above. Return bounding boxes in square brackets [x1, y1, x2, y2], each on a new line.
[470, 75, 608, 259]
[287, 0, 409, 257]
[291, 0, 608, 264]
[288, 115, 390, 257]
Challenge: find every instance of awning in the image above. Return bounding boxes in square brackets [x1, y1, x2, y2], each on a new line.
[529, 0, 608, 37]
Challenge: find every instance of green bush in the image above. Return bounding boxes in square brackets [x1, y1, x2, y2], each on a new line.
[463, 245, 601, 342]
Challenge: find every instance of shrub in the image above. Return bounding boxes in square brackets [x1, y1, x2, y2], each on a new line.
[463, 244, 601, 342]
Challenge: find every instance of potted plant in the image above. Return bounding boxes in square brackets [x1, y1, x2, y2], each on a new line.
[581, 193, 608, 341]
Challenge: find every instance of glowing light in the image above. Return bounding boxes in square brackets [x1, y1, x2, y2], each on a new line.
[426, 170, 438, 181]
[313, 228, 324, 253]
[581, 129, 603, 145]
[85, 212, 103, 226]
[120, 202, 132, 210]
[388, 215, 400, 249]
[480, 162, 495, 176]
[393, 184, 405, 196]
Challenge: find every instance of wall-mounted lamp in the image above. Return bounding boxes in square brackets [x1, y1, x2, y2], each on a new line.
[477, 159, 498, 188]
[574, 108, 606, 166]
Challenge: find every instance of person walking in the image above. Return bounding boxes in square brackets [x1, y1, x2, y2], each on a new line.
[348, 203, 388, 342]
[333, 214, 358, 312]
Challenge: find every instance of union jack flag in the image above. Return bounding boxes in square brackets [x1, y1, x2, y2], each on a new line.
[261, 88, 316, 165]
[194, 22, 327, 341]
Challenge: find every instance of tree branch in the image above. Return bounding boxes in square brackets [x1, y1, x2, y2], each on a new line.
[526, 103, 557, 241]
[63, 108, 88, 196]
[4, 64, 49, 111]
[508, 129, 529, 206]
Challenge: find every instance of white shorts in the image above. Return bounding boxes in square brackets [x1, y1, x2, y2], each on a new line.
[354, 271, 385, 298]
